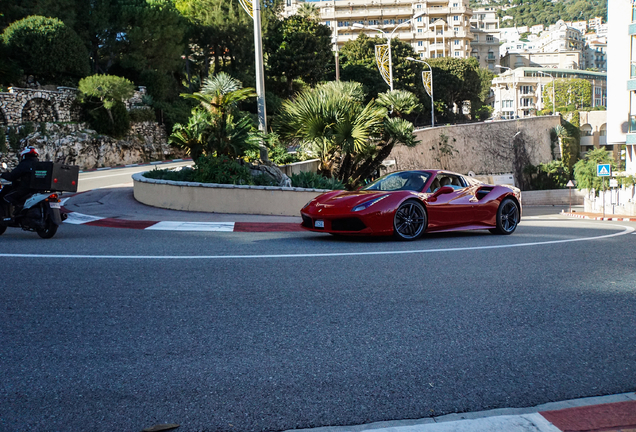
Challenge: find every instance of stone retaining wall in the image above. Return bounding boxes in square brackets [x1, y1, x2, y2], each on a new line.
[388, 116, 562, 187]
[133, 173, 326, 216]
[14, 121, 173, 170]
[0, 86, 147, 127]
[521, 189, 586, 206]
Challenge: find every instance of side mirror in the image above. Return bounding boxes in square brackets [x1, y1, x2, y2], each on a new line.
[428, 186, 454, 202]
[433, 186, 454, 196]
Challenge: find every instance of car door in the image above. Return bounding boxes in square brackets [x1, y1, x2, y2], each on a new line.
[423, 174, 476, 230]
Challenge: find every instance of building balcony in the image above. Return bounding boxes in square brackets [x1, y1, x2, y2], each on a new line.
[429, 6, 450, 15]
[580, 136, 594, 147]
[429, 43, 448, 51]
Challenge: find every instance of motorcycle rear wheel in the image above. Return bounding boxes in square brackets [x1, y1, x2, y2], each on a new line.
[36, 217, 58, 239]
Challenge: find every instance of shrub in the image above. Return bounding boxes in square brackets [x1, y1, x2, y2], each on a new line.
[524, 161, 570, 190]
[2, 15, 89, 83]
[191, 155, 254, 185]
[129, 107, 156, 123]
[144, 166, 194, 181]
[290, 171, 345, 190]
[79, 75, 135, 110]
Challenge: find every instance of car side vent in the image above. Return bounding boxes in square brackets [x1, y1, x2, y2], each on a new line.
[476, 187, 494, 200]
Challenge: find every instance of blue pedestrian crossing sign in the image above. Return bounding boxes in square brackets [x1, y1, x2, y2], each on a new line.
[597, 164, 611, 177]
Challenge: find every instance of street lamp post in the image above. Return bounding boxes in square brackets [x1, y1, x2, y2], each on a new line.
[352, 11, 425, 91]
[238, 0, 269, 161]
[496, 65, 516, 119]
[406, 56, 434, 127]
[536, 70, 556, 114]
[333, 24, 340, 81]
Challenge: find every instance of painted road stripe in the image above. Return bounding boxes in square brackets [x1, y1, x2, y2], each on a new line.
[64, 212, 105, 224]
[1, 225, 633, 260]
[146, 221, 235, 232]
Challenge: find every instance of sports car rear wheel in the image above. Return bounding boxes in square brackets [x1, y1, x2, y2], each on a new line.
[490, 198, 519, 235]
[393, 200, 427, 241]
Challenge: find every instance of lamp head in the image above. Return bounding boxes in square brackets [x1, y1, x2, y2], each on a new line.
[352, 23, 364, 29]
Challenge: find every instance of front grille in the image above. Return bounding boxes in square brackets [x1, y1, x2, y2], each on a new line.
[331, 218, 366, 232]
[301, 214, 312, 228]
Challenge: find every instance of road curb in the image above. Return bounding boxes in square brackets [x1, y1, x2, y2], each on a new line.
[284, 393, 636, 432]
[562, 211, 636, 222]
[61, 209, 304, 232]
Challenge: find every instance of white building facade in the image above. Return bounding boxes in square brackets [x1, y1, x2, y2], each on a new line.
[283, 0, 475, 61]
[607, 0, 635, 174]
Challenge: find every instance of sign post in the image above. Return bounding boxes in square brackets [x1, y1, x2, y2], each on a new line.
[597, 164, 611, 218]
[566, 180, 575, 213]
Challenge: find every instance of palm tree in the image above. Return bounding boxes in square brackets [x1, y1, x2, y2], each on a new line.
[276, 81, 419, 188]
[179, 72, 259, 158]
[296, 2, 319, 20]
[376, 90, 422, 119]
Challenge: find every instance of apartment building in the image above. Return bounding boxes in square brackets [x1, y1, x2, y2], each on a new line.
[607, 0, 635, 174]
[491, 67, 607, 120]
[283, 0, 475, 60]
[469, 7, 500, 70]
[499, 51, 582, 70]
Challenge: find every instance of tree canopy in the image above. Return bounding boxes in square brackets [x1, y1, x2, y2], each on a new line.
[2, 15, 90, 83]
[485, 0, 607, 28]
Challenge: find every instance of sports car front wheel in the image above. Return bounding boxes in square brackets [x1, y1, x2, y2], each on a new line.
[393, 200, 427, 241]
[490, 198, 519, 235]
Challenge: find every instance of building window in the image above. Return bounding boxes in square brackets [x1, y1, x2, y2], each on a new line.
[474, 35, 479, 42]
[520, 85, 533, 94]
[418, 29, 423, 33]
[454, 51, 460, 57]
[325, 20, 331, 27]
[286, 0, 291, 6]
[417, 17, 422, 22]
[486, 35, 493, 42]
[417, 4, 421, 8]
[418, 41, 423, 46]
[453, 15, 459, 21]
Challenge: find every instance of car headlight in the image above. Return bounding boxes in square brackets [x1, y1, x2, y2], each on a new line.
[352, 195, 389, 212]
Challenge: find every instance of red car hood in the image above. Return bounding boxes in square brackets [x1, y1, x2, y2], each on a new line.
[313, 190, 390, 209]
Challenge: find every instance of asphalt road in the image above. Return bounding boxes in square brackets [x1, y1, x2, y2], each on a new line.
[1, 214, 635, 432]
[76, 161, 193, 192]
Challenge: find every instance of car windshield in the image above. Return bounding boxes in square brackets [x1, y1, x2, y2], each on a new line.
[362, 171, 430, 192]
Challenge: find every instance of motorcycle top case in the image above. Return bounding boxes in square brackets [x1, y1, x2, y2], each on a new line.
[29, 162, 79, 192]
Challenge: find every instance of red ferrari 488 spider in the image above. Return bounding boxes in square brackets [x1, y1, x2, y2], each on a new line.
[300, 170, 522, 240]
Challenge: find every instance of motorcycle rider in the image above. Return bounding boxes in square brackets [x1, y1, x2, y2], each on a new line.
[0, 146, 40, 217]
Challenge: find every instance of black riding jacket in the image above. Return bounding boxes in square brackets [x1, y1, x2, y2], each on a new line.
[1, 155, 39, 191]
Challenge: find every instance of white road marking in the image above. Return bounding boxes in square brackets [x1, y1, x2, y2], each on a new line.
[1, 225, 633, 260]
[63, 213, 105, 224]
[145, 221, 235, 232]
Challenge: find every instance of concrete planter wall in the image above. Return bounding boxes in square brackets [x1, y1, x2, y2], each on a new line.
[132, 173, 330, 216]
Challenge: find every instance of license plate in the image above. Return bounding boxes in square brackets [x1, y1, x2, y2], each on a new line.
[315, 220, 324, 228]
[49, 202, 61, 209]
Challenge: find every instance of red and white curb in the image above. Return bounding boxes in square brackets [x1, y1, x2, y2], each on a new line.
[306, 397, 636, 432]
[62, 211, 303, 232]
[562, 211, 636, 222]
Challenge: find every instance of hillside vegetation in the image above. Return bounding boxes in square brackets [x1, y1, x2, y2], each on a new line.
[469, 0, 607, 28]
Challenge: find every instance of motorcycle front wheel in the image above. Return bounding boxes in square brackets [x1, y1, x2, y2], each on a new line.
[36, 216, 58, 239]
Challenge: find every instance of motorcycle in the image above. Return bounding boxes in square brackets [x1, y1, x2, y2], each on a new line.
[0, 162, 70, 239]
